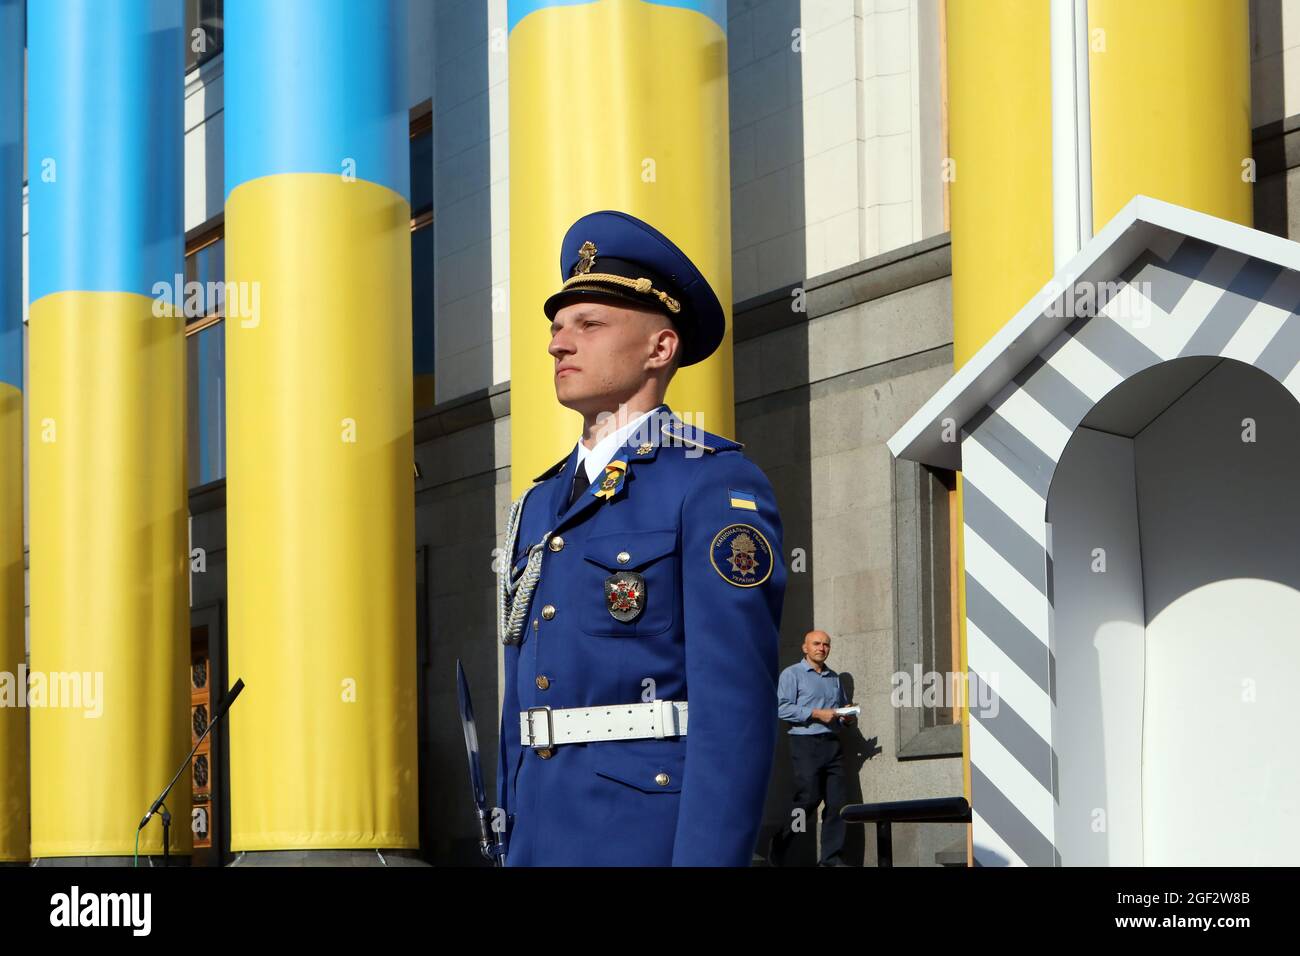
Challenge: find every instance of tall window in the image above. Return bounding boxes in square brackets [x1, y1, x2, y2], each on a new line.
[893, 460, 961, 758]
[185, 0, 224, 72]
[411, 104, 435, 410]
[186, 223, 225, 488]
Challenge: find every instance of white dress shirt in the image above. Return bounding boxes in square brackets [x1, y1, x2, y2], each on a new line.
[574, 406, 661, 485]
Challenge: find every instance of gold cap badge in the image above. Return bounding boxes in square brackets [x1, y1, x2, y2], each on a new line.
[574, 241, 597, 276]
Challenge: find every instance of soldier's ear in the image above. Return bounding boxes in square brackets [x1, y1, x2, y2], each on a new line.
[669, 334, 685, 375]
[648, 323, 682, 373]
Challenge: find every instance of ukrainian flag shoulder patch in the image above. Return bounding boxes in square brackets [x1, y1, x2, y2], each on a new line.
[728, 489, 758, 511]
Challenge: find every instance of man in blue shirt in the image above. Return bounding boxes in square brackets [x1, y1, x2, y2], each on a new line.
[769, 630, 856, 866]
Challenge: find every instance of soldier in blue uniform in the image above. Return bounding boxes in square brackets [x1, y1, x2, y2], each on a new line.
[496, 210, 787, 866]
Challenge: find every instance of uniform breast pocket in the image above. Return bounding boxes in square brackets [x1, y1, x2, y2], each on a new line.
[580, 528, 678, 638]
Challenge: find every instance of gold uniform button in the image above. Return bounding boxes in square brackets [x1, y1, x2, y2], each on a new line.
[536, 748, 554, 759]
[535, 675, 550, 690]
[541, 604, 556, 620]
[654, 772, 670, 787]
[549, 536, 565, 552]
[617, 551, 631, 565]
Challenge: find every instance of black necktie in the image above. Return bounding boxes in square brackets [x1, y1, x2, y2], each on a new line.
[568, 467, 590, 508]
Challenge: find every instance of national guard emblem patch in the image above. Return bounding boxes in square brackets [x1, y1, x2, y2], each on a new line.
[605, 571, 646, 622]
[710, 523, 774, 587]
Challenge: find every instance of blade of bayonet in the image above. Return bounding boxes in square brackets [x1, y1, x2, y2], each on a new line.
[456, 659, 503, 865]
[456, 659, 487, 809]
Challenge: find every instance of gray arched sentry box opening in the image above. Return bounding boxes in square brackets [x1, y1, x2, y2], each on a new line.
[889, 196, 1300, 867]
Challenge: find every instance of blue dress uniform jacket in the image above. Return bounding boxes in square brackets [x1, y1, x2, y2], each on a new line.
[496, 406, 786, 866]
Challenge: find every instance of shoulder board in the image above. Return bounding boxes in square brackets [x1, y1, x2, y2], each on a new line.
[532, 455, 569, 483]
[659, 422, 744, 453]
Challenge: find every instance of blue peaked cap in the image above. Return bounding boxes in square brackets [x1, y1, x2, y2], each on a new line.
[543, 210, 726, 367]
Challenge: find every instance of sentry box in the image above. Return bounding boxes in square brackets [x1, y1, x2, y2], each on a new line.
[891, 195, 1300, 867]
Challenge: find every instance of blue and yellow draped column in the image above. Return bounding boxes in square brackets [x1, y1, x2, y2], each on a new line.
[26, 0, 189, 859]
[224, 0, 418, 853]
[508, 0, 734, 493]
[0, 0, 25, 865]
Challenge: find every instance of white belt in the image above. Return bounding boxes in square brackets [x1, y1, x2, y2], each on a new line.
[520, 700, 689, 749]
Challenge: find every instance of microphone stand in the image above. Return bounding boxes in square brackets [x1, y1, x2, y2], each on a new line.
[137, 678, 244, 866]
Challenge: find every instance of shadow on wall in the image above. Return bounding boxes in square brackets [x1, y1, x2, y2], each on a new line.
[417, 417, 506, 866]
[836, 672, 881, 864]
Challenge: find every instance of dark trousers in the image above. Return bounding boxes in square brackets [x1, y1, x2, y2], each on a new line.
[773, 732, 848, 866]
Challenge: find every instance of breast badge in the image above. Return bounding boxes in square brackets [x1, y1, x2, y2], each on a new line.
[605, 571, 646, 622]
[593, 459, 628, 501]
[710, 523, 774, 587]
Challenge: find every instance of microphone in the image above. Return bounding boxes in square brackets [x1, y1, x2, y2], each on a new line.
[210, 678, 245, 724]
[136, 678, 246, 863]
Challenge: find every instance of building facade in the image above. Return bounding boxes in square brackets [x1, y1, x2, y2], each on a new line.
[6, 0, 1300, 865]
